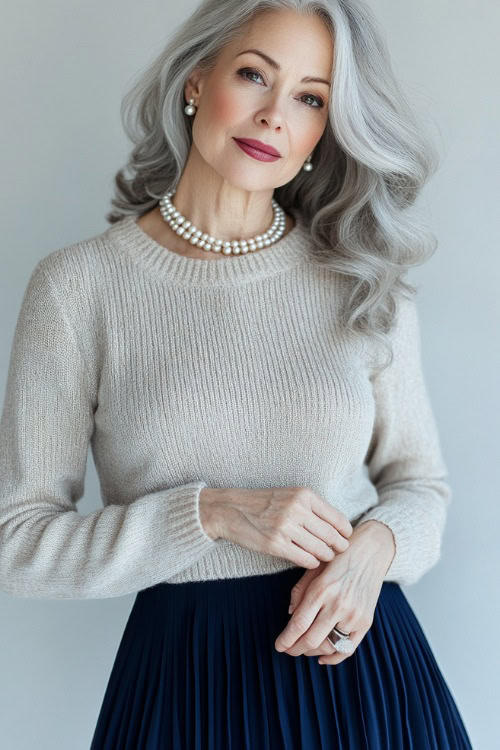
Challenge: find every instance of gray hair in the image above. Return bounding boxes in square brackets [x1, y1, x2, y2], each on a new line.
[107, 0, 441, 372]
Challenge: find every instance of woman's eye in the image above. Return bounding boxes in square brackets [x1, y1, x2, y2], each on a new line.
[237, 67, 265, 85]
[301, 94, 325, 109]
[236, 67, 325, 109]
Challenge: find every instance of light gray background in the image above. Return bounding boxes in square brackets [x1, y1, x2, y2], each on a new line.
[1, 1, 498, 748]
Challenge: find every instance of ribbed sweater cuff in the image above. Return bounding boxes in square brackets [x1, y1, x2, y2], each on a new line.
[157, 479, 215, 557]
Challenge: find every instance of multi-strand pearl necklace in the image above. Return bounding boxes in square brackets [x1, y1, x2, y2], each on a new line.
[159, 190, 287, 256]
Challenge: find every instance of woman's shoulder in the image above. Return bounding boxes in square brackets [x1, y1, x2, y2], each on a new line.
[19, 222, 127, 338]
[35, 221, 122, 280]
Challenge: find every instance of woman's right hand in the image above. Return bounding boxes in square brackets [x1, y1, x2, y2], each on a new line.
[199, 486, 353, 569]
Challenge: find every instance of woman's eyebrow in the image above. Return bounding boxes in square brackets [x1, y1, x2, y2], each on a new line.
[234, 48, 331, 87]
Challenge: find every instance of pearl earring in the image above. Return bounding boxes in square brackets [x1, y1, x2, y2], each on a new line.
[184, 97, 197, 116]
[302, 154, 313, 171]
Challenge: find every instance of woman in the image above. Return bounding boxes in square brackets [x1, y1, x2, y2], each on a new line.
[0, 0, 472, 747]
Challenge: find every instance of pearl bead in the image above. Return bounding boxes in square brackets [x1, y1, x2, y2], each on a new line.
[158, 190, 287, 255]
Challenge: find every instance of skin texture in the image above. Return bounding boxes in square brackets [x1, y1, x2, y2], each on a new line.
[141, 8, 397, 663]
[137, 9, 332, 257]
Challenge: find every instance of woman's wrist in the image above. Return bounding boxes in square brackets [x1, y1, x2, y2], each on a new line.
[199, 487, 224, 541]
[353, 519, 396, 572]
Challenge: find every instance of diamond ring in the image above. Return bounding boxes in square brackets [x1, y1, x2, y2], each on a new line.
[326, 625, 355, 655]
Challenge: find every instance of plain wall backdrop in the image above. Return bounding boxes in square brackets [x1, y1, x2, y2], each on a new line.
[1, 1, 498, 747]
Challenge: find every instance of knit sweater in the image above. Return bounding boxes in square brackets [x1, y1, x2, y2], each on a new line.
[0, 209, 451, 599]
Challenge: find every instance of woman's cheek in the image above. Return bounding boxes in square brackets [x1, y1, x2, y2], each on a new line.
[209, 90, 243, 126]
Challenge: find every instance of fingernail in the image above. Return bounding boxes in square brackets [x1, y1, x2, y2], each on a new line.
[288, 604, 294, 614]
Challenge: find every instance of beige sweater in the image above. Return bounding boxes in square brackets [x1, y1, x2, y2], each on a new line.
[0, 210, 451, 599]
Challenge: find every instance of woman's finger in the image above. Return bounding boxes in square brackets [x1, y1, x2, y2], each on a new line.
[282, 607, 357, 657]
[288, 565, 324, 614]
[275, 596, 321, 652]
[303, 637, 337, 657]
[302, 514, 351, 553]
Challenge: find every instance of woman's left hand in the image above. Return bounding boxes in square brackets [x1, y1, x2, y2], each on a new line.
[274, 520, 396, 665]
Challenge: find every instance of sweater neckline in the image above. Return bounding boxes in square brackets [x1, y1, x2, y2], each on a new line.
[106, 208, 311, 287]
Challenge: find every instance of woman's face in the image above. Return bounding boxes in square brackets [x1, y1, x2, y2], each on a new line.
[186, 10, 333, 192]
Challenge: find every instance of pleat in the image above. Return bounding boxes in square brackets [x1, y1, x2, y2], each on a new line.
[233, 579, 252, 747]
[169, 594, 180, 745]
[383, 584, 472, 749]
[205, 590, 220, 750]
[265, 588, 297, 748]
[386, 590, 440, 747]
[247, 590, 272, 748]
[303, 645, 330, 747]
[220, 588, 234, 750]
[90, 569, 473, 750]
[184, 591, 196, 746]
[121, 606, 159, 749]
[367, 587, 413, 747]
[354, 613, 393, 748]
[146, 586, 170, 746]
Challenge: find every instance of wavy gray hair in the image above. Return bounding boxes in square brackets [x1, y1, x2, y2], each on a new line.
[107, 0, 441, 372]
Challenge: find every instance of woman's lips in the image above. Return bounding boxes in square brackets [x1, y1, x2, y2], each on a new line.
[233, 138, 281, 162]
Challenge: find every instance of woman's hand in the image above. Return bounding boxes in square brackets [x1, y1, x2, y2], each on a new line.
[199, 485, 353, 569]
[274, 520, 396, 665]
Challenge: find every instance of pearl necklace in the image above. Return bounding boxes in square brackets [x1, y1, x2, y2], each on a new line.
[159, 190, 287, 256]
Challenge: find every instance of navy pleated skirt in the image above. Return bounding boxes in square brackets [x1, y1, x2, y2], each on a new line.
[90, 566, 472, 749]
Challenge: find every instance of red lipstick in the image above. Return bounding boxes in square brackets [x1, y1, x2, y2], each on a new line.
[233, 137, 281, 162]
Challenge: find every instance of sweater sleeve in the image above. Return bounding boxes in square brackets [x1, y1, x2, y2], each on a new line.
[354, 294, 452, 587]
[0, 259, 216, 600]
